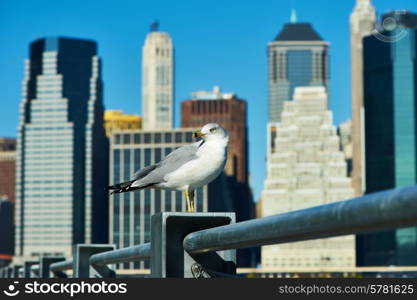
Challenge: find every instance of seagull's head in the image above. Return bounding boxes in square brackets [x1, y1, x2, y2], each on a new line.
[193, 123, 229, 142]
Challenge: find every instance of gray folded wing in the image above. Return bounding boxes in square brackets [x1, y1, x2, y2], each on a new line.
[130, 164, 158, 181]
[131, 142, 200, 188]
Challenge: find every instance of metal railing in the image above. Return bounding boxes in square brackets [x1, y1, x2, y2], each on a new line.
[2, 184, 417, 278]
[90, 243, 151, 267]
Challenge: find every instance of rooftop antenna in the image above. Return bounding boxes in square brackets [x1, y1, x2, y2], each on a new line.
[150, 20, 159, 32]
[290, 9, 297, 23]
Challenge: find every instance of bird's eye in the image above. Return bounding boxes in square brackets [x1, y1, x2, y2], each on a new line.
[210, 127, 217, 133]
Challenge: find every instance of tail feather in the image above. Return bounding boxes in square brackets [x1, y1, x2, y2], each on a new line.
[106, 181, 156, 195]
[106, 181, 133, 195]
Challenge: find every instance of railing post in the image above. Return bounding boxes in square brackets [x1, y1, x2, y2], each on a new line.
[150, 212, 236, 278]
[13, 265, 22, 278]
[30, 264, 39, 278]
[73, 244, 115, 278]
[7, 267, 13, 278]
[40, 256, 66, 278]
[23, 261, 37, 278]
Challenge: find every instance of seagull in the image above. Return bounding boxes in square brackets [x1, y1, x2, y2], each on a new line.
[107, 123, 229, 212]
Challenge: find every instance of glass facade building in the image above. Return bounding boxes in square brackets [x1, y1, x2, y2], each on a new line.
[15, 37, 108, 259]
[359, 12, 417, 266]
[109, 129, 233, 270]
[268, 22, 329, 124]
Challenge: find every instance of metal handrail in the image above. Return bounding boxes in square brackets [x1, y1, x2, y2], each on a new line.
[90, 243, 151, 266]
[5, 184, 417, 278]
[50, 259, 73, 273]
[183, 185, 417, 254]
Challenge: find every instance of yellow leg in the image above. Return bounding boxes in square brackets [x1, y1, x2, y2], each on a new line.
[190, 190, 195, 212]
[185, 189, 192, 212]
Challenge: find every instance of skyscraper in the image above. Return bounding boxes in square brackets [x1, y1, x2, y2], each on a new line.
[261, 87, 355, 270]
[350, 0, 376, 196]
[15, 37, 108, 259]
[359, 11, 417, 266]
[142, 22, 174, 130]
[267, 13, 329, 153]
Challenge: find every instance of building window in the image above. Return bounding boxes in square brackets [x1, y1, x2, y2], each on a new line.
[134, 149, 141, 170]
[155, 190, 161, 213]
[322, 50, 327, 81]
[155, 133, 161, 143]
[124, 149, 130, 181]
[185, 132, 193, 143]
[175, 191, 182, 212]
[134, 134, 141, 144]
[197, 187, 203, 212]
[134, 191, 140, 245]
[165, 191, 172, 212]
[175, 132, 182, 143]
[123, 193, 130, 248]
[155, 148, 162, 162]
[286, 50, 313, 101]
[279, 53, 285, 79]
[113, 194, 120, 245]
[144, 190, 151, 242]
[115, 134, 121, 145]
[123, 134, 131, 144]
[164, 133, 172, 143]
[114, 149, 120, 183]
[144, 133, 151, 144]
[144, 148, 151, 165]
[272, 50, 277, 82]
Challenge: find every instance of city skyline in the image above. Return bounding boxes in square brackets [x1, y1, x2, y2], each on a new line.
[1, 0, 417, 201]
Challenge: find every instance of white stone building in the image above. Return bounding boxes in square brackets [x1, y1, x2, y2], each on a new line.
[261, 86, 355, 270]
[142, 25, 174, 130]
[350, 0, 376, 196]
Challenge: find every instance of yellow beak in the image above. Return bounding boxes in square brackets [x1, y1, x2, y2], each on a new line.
[192, 131, 205, 139]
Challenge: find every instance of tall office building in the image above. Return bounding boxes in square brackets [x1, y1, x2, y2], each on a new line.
[109, 128, 233, 269]
[142, 22, 174, 130]
[261, 87, 355, 270]
[267, 14, 329, 153]
[104, 110, 142, 137]
[0, 138, 16, 204]
[15, 37, 108, 259]
[350, 0, 376, 196]
[359, 12, 417, 266]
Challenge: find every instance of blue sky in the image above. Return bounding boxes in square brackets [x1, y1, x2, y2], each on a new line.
[1, 0, 416, 201]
